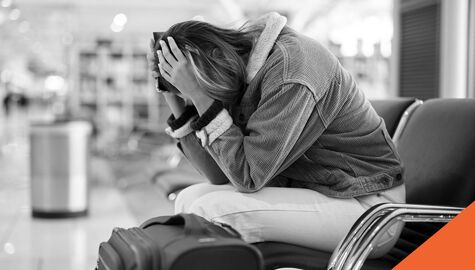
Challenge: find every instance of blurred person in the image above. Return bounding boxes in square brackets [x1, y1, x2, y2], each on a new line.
[147, 12, 405, 257]
[2, 90, 29, 116]
[2, 92, 12, 116]
[2, 82, 14, 115]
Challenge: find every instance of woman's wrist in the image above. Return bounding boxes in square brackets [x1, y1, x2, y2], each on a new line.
[190, 92, 214, 115]
[167, 106, 198, 131]
[190, 99, 224, 131]
[163, 93, 186, 117]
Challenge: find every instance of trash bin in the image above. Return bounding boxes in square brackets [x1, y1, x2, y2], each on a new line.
[30, 120, 92, 218]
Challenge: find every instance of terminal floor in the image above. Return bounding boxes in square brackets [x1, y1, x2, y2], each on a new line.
[0, 110, 299, 270]
[0, 109, 200, 270]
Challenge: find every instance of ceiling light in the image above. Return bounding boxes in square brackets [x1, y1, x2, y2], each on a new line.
[113, 13, 127, 26]
[110, 23, 123, 33]
[9, 8, 20, 21]
[45, 75, 65, 91]
[3, 242, 15, 255]
[1, 0, 12, 8]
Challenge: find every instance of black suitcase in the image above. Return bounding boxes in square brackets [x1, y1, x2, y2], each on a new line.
[96, 213, 263, 270]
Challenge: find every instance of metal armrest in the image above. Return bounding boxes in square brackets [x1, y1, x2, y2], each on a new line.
[327, 203, 400, 270]
[392, 99, 423, 145]
[328, 203, 463, 270]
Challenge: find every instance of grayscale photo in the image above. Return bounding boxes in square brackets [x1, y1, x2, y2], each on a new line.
[0, 0, 474, 269]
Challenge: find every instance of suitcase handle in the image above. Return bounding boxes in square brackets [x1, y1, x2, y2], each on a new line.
[140, 214, 208, 236]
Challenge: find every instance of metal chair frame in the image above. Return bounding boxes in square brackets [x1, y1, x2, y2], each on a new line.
[327, 203, 462, 270]
[391, 99, 423, 145]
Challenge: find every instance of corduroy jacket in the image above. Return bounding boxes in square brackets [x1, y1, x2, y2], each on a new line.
[173, 26, 404, 198]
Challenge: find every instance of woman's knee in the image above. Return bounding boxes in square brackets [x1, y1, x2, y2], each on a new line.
[174, 183, 233, 214]
[186, 188, 279, 225]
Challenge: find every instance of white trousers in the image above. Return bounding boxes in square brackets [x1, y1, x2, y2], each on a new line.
[175, 183, 405, 257]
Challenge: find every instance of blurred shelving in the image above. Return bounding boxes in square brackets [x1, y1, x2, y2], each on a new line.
[74, 41, 161, 132]
[1, 0, 395, 135]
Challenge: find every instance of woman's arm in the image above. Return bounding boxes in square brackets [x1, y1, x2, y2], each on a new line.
[161, 94, 230, 185]
[162, 93, 186, 117]
[149, 45, 228, 184]
[178, 134, 230, 185]
[161, 83, 319, 191]
[154, 37, 322, 191]
[200, 83, 319, 192]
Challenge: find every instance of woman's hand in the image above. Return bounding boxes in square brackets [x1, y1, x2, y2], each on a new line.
[147, 39, 186, 117]
[156, 37, 197, 97]
[157, 37, 213, 115]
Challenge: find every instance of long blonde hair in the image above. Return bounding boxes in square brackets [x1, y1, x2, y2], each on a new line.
[160, 20, 262, 104]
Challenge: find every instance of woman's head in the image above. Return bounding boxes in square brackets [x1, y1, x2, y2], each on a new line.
[159, 21, 259, 104]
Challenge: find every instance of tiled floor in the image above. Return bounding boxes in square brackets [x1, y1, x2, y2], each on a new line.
[0, 108, 197, 270]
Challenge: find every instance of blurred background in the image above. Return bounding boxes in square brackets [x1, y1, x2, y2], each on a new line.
[0, 0, 474, 269]
[0, 0, 397, 134]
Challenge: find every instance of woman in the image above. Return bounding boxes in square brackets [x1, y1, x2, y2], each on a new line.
[147, 12, 405, 257]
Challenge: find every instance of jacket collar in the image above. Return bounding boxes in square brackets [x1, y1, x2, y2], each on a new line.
[246, 12, 287, 83]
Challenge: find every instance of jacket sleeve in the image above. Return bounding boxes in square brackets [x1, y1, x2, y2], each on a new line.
[163, 104, 230, 185]
[203, 83, 317, 192]
[177, 134, 230, 185]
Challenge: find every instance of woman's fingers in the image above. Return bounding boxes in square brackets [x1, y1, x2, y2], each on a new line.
[157, 51, 172, 83]
[167, 37, 187, 62]
[159, 40, 178, 66]
[158, 62, 171, 82]
[157, 50, 173, 76]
